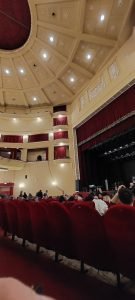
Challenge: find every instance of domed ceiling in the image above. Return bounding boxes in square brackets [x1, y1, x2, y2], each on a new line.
[0, 0, 134, 114]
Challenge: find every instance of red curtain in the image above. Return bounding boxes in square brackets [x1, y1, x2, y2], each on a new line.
[80, 116, 135, 151]
[76, 86, 135, 144]
[2, 135, 23, 143]
[28, 134, 48, 142]
[54, 131, 68, 140]
[54, 146, 67, 159]
[53, 116, 68, 126]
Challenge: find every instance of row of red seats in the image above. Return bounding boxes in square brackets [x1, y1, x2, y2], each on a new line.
[0, 199, 135, 284]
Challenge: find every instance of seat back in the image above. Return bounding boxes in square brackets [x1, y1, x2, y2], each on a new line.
[0, 200, 9, 231]
[5, 201, 18, 235]
[104, 205, 135, 278]
[29, 202, 50, 247]
[71, 202, 114, 271]
[45, 201, 73, 257]
[16, 201, 33, 242]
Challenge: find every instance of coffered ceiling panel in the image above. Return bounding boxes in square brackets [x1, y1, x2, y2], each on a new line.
[37, 26, 75, 58]
[73, 41, 112, 73]
[44, 81, 71, 105]
[60, 67, 89, 94]
[0, 0, 134, 112]
[25, 89, 50, 106]
[36, 1, 80, 30]
[4, 91, 28, 106]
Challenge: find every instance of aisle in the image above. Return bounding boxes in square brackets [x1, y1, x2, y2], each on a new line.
[0, 234, 134, 300]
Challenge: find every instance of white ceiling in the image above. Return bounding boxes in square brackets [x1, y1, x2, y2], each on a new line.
[0, 0, 135, 113]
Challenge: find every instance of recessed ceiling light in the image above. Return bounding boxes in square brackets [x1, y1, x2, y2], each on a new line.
[5, 69, 10, 74]
[86, 53, 92, 60]
[100, 14, 105, 22]
[70, 77, 75, 83]
[33, 97, 37, 101]
[37, 117, 42, 122]
[13, 117, 17, 121]
[52, 181, 57, 186]
[49, 36, 54, 43]
[60, 163, 65, 168]
[19, 68, 25, 74]
[42, 52, 48, 60]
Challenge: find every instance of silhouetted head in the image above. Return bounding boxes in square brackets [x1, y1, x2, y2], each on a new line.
[118, 187, 133, 205]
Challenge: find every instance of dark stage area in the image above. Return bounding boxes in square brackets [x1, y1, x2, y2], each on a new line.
[81, 127, 135, 190]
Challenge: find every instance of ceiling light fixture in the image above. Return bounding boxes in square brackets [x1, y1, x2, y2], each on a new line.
[5, 69, 10, 74]
[100, 14, 105, 22]
[70, 77, 75, 83]
[37, 117, 42, 122]
[19, 68, 25, 74]
[42, 52, 48, 60]
[60, 163, 65, 168]
[86, 53, 92, 60]
[33, 97, 37, 101]
[49, 36, 54, 43]
[52, 181, 57, 186]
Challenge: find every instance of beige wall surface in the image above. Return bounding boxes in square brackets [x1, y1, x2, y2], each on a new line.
[71, 28, 135, 129]
[0, 161, 75, 197]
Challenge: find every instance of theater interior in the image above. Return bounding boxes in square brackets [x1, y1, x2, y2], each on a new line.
[0, 0, 135, 299]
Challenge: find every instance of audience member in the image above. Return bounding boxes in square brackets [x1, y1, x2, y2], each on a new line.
[111, 185, 134, 206]
[102, 191, 111, 203]
[74, 192, 83, 201]
[19, 191, 23, 198]
[58, 195, 65, 203]
[43, 190, 48, 199]
[23, 192, 27, 199]
[36, 189, 43, 199]
[85, 193, 108, 216]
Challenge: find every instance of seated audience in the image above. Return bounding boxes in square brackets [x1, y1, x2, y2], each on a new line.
[28, 193, 33, 199]
[18, 191, 23, 198]
[74, 192, 83, 201]
[58, 195, 65, 203]
[85, 193, 108, 216]
[43, 190, 48, 199]
[102, 191, 111, 203]
[23, 192, 27, 199]
[36, 189, 43, 199]
[111, 185, 134, 206]
[93, 197, 108, 216]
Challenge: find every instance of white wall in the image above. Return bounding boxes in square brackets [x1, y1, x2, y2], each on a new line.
[0, 161, 75, 197]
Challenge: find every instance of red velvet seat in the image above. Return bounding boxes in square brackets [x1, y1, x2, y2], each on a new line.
[104, 205, 135, 279]
[71, 202, 114, 271]
[28, 202, 51, 251]
[5, 201, 19, 238]
[44, 201, 74, 259]
[63, 201, 76, 210]
[15, 201, 33, 245]
[0, 200, 9, 233]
